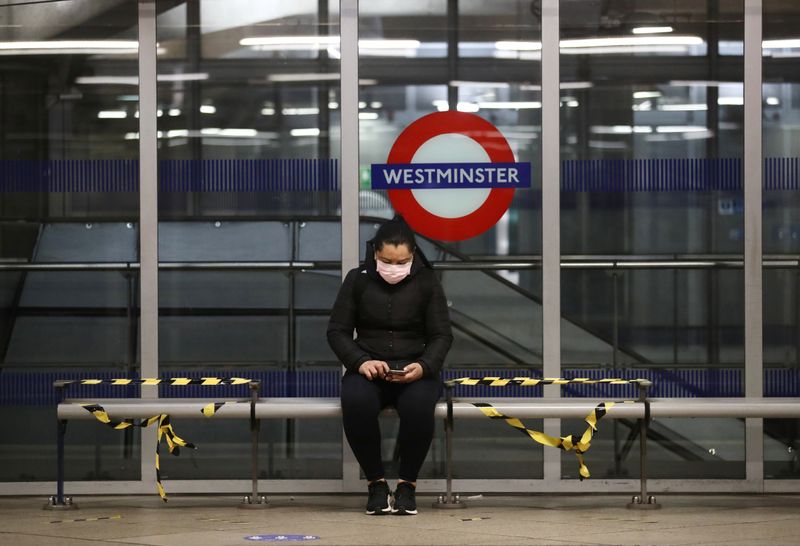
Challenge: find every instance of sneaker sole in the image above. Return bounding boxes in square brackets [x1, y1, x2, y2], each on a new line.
[391, 508, 417, 515]
[365, 495, 393, 515]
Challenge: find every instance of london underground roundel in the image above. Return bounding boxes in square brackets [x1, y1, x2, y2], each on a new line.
[370, 111, 531, 242]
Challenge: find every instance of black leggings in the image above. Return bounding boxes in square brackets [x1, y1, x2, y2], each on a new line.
[341, 372, 440, 482]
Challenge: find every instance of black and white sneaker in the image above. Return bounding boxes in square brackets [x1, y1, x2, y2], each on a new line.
[366, 480, 392, 515]
[392, 482, 417, 515]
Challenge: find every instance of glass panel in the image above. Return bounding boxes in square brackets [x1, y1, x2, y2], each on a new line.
[374, 418, 544, 481]
[155, 0, 342, 480]
[560, 0, 745, 479]
[358, 0, 543, 480]
[763, 0, 800, 479]
[0, 1, 140, 481]
[562, 418, 744, 480]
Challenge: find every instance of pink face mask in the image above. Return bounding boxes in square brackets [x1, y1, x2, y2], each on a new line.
[376, 258, 412, 285]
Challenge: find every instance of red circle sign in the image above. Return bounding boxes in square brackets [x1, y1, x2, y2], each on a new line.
[386, 111, 517, 242]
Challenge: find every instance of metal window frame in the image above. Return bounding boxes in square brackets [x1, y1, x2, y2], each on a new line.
[339, 0, 361, 493]
[743, 0, 764, 490]
[541, 0, 561, 486]
[138, 0, 158, 488]
[88, 0, 774, 495]
[128, 0, 771, 495]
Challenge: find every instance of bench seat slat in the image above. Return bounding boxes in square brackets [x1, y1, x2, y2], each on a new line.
[57, 397, 800, 421]
[58, 399, 252, 420]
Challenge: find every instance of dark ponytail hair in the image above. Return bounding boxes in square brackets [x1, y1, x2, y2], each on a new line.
[372, 215, 417, 252]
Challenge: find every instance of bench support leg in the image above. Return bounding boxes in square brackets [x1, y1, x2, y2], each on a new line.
[433, 385, 465, 509]
[628, 385, 659, 509]
[241, 381, 268, 509]
[45, 418, 76, 510]
[46, 384, 76, 510]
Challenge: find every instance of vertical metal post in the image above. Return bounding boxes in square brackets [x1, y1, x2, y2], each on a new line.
[316, 0, 331, 187]
[288, 222, 298, 368]
[433, 384, 465, 508]
[612, 269, 619, 368]
[744, 0, 764, 490]
[705, 0, 722, 373]
[138, 0, 159, 490]
[186, 0, 202, 178]
[56, 419, 66, 499]
[628, 380, 658, 509]
[124, 270, 135, 459]
[185, 0, 202, 216]
[541, 0, 562, 487]
[286, 224, 298, 459]
[340, 0, 362, 493]
[46, 382, 76, 509]
[795, 271, 800, 369]
[241, 381, 267, 508]
[637, 408, 648, 498]
[705, 3, 721, 370]
[673, 267, 679, 365]
[339, 0, 359, 275]
[444, 388, 454, 499]
[250, 382, 259, 498]
[612, 270, 621, 475]
[446, 0, 459, 109]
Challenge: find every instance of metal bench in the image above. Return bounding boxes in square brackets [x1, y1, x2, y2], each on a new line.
[48, 380, 267, 510]
[51, 378, 800, 511]
[50, 379, 659, 509]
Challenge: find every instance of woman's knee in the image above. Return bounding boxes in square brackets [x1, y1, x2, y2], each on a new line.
[395, 380, 439, 420]
[341, 373, 382, 415]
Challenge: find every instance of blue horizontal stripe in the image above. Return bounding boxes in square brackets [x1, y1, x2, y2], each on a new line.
[0, 159, 340, 192]
[763, 157, 800, 191]
[5, 157, 800, 193]
[7, 368, 800, 406]
[561, 158, 746, 193]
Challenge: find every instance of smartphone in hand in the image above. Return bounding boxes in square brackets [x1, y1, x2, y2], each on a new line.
[385, 360, 410, 377]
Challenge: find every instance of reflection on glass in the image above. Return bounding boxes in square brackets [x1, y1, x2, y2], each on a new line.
[155, 0, 342, 479]
[763, 0, 800, 478]
[358, 0, 543, 480]
[0, 0, 141, 481]
[561, 418, 745, 480]
[560, 0, 744, 479]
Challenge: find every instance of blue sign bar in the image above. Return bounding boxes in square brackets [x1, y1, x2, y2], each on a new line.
[371, 162, 531, 190]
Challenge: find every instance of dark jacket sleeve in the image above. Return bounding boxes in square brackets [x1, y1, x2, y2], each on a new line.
[417, 272, 453, 377]
[327, 268, 371, 373]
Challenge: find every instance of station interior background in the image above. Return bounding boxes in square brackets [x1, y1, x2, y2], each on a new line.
[1, 0, 800, 492]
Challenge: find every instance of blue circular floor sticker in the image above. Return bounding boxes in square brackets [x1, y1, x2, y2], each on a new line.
[245, 535, 319, 542]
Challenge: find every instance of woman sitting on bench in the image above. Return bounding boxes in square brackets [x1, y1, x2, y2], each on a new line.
[327, 216, 453, 516]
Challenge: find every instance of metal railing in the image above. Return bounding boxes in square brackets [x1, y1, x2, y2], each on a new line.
[2, 253, 799, 370]
[4, 254, 799, 271]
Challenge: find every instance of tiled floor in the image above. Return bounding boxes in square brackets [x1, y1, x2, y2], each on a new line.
[2, 494, 800, 545]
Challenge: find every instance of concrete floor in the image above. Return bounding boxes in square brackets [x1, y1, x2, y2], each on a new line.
[2, 494, 800, 545]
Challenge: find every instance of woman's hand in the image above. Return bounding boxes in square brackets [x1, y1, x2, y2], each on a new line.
[386, 363, 424, 383]
[358, 360, 390, 380]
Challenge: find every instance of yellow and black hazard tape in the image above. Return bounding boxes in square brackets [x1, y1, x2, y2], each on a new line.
[50, 515, 122, 524]
[473, 400, 635, 479]
[198, 517, 250, 525]
[59, 377, 254, 387]
[79, 399, 246, 499]
[62, 378, 255, 500]
[447, 376, 649, 479]
[446, 376, 648, 387]
[202, 402, 227, 417]
[81, 403, 197, 502]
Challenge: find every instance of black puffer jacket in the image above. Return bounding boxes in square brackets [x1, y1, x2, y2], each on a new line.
[326, 243, 453, 378]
